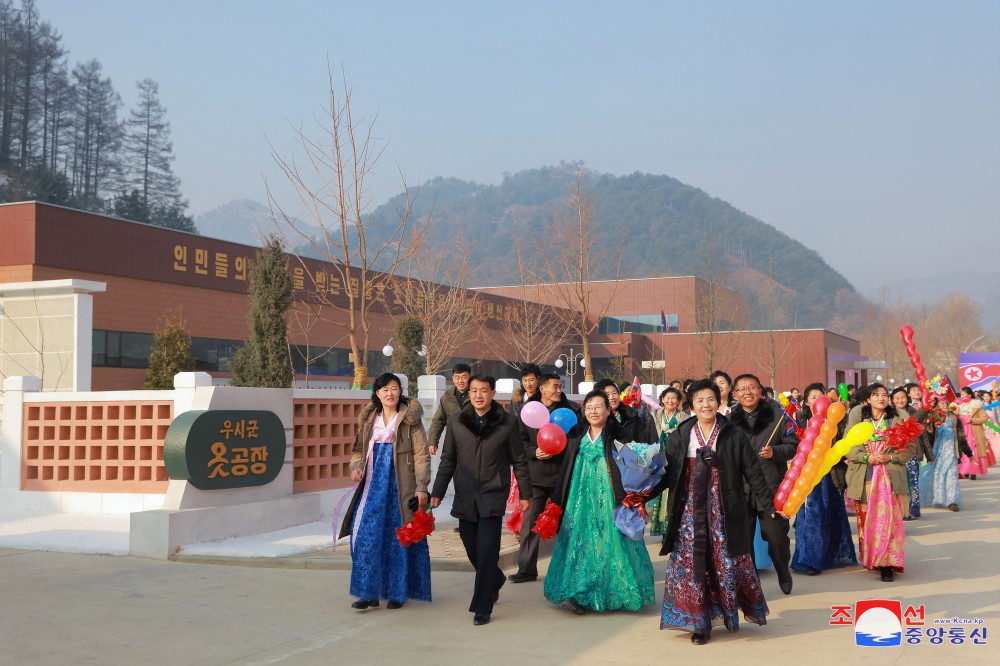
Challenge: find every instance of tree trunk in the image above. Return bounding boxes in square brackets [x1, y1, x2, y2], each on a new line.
[353, 365, 368, 390]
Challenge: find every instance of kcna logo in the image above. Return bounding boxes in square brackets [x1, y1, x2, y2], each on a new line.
[854, 600, 903, 647]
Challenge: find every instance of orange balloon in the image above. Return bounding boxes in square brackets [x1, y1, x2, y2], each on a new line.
[827, 402, 846, 422]
[821, 422, 838, 438]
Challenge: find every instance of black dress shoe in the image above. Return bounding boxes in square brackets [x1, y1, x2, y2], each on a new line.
[880, 566, 894, 582]
[473, 614, 491, 625]
[562, 600, 588, 615]
[350, 599, 379, 610]
[779, 579, 793, 595]
[691, 633, 709, 645]
[387, 601, 403, 609]
[948, 503, 960, 512]
[508, 572, 537, 583]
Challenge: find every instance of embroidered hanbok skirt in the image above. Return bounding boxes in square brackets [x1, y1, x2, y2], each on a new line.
[350, 442, 431, 602]
[660, 458, 768, 633]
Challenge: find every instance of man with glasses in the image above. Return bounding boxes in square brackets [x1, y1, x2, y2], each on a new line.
[728, 373, 799, 595]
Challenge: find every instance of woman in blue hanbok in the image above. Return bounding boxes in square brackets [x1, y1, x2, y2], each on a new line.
[544, 390, 657, 614]
[339, 373, 432, 609]
[790, 384, 857, 575]
[919, 397, 969, 511]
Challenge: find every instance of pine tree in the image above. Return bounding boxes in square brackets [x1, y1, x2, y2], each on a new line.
[121, 78, 194, 231]
[390, 316, 425, 393]
[143, 308, 195, 389]
[229, 235, 294, 387]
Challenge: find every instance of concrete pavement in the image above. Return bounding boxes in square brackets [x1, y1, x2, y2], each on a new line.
[1, 477, 998, 665]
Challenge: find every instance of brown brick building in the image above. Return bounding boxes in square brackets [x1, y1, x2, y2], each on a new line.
[1, 202, 870, 392]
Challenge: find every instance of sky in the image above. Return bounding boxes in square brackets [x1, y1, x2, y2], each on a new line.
[39, 1, 1000, 294]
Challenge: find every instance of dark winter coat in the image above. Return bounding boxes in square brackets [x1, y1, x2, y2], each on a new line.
[613, 402, 659, 444]
[520, 394, 584, 488]
[338, 399, 429, 539]
[427, 386, 470, 448]
[431, 402, 532, 522]
[657, 416, 774, 557]
[727, 398, 799, 511]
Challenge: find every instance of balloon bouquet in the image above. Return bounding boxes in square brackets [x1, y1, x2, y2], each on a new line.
[773, 395, 878, 518]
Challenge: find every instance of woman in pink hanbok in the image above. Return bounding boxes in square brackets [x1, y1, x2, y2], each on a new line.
[844, 383, 918, 583]
[957, 387, 991, 478]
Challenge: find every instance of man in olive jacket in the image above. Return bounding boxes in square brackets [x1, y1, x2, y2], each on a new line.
[727, 373, 798, 595]
[431, 375, 531, 626]
[427, 363, 472, 455]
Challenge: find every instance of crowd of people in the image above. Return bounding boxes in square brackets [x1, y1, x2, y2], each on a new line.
[338, 363, 999, 644]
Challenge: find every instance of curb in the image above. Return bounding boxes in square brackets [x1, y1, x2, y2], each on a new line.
[170, 539, 554, 572]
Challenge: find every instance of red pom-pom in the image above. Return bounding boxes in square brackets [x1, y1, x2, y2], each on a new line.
[396, 507, 435, 547]
[530, 499, 563, 539]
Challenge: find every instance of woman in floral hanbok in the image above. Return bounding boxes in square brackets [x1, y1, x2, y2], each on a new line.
[844, 383, 917, 582]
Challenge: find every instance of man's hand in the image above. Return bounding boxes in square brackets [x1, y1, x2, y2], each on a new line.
[429, 445, 438, 455]
[536, 447, 552, 460]
[760, 445, 773, 459]
[519, 499, 531, 512]
[430, 497, 441, 508]
[351, 468, 363, 483]
[415, 491, 429, 507]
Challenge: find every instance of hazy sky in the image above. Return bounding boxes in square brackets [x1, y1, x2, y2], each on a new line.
[41, 1, 1000, 294]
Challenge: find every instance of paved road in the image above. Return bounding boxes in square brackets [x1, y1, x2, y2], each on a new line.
[2, 477, 998, 665]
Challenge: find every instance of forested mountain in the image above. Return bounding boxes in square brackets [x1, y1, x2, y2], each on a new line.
[367, 164, 858, 329]
[0, 0, 193, 231]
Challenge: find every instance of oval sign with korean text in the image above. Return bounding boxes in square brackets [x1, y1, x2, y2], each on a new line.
[164, 410, 285, 490]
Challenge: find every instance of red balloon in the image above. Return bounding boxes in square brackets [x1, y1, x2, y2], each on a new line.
[537, 423, 567, 455]
[813, 395, 832, 419]
[900, 325, 914, 344]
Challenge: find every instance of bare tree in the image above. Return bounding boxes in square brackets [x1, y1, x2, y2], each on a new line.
[493, 240, 571, 370]
[690, 228, 745, 375]
[264, 62, 420, 389]
[750, 261, 804, 386]
[532, 170, 622, 381]
[287, 296, 346, 387]
[391, 231, 485, 376]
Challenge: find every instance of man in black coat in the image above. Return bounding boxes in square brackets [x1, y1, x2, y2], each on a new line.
[509, 373, 583, 583]
[727, 373, 798, 594]
[431, 375, 531, 626]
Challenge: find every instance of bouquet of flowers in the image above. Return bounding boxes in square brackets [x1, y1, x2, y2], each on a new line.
[881, 417, 925, 452]
[611, 440, 668, 540]
[531, 499, 563, 539]
[396, 505, 435, 547]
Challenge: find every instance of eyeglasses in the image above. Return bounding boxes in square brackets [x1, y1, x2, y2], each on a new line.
[734, 386, 761, 394]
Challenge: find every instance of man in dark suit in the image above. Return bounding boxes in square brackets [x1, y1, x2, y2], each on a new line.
[727, 373, 799, 595]
[431, 375, 531, 626]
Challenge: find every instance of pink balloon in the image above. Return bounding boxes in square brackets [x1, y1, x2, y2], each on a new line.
[520, 401, 550, 430]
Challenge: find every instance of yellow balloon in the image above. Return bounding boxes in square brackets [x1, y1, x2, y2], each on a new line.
[808, 422, 876, 492]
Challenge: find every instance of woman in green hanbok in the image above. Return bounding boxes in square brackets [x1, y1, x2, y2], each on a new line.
[543, 390, 659, 614]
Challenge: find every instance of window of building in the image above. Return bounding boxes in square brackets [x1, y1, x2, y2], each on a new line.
[598, 313, 678, 335]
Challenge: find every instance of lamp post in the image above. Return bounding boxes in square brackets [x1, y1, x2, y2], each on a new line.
[964, 335, 986, 353]
[554, 348, 585, 394]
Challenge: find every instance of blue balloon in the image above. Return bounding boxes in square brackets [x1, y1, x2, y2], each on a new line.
[550, 407, 578, 435]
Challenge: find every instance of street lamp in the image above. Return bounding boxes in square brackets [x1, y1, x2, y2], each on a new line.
[554, 348, 585, 393]
[964, 335, 986, 353]
[382, 339, 427, 358]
